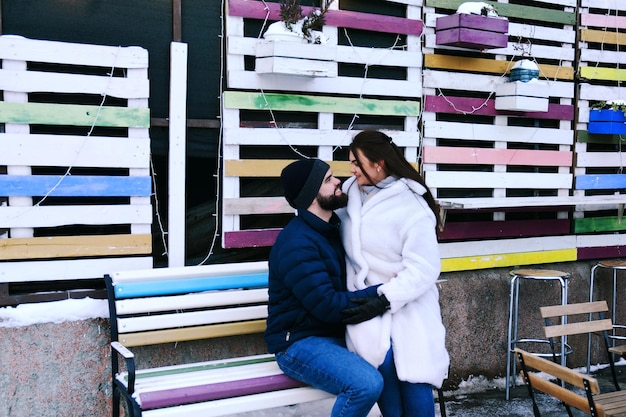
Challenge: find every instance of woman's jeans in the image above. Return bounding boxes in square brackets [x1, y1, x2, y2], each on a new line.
[377, 348, 435, 417]
[276, 336, 383, 417]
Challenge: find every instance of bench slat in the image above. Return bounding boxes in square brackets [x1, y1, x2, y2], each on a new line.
[119, 320, 267, 347]
[110, 261, 268, 283]
[116, 288, 268, 315]
[124, 358, 282, 391]
[140, 374, 305, 410]
[117, 305, 267, 333]
[113, 273, 268, 298]
[133, 354, 276, 380]
[142, 387, 334, 417]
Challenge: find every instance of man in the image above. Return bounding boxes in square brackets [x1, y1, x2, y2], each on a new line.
[264, 158, 384, 417]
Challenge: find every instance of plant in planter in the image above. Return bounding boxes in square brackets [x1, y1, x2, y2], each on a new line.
[256, 0, 338, 77]
[263, 0, 334, 44]
[588, 100, 626, 135]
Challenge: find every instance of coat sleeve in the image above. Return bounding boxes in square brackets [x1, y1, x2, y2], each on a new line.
[276, 240, 379, 324]
[377, 195, 441, 311]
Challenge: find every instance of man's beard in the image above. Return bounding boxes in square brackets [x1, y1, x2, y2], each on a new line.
[316, 190, 348, 210]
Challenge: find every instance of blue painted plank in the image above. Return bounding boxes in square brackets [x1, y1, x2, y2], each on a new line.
[114, 273, 269, 299]
[575, 174, 626, 190]
[589, 109, 626, 123]
[588, 122, 626, 135]
[0, 175, 151, 197]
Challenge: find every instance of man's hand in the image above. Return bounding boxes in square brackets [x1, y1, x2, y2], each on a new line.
[341, 294, 390, 324]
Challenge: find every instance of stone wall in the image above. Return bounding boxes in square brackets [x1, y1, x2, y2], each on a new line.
[1, 260, 621, 417]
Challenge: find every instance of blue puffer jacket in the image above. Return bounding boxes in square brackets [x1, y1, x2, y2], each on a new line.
[264, 209, 379, 354]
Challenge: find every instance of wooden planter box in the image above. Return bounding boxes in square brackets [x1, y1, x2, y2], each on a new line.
[435, 13, 508, 50]
[495, 81, 549, 112]
[255, 40, 337, 77]
[588, 109, 626, 134]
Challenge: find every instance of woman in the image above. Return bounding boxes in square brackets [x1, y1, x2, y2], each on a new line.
[337, 130, 449, 417]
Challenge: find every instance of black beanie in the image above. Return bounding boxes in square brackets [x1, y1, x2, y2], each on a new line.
[281, 159, 331, 209]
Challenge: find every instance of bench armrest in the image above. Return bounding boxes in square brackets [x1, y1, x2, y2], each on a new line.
[111, 341, 137, 394]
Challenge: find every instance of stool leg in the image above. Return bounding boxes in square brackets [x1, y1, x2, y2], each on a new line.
[506, 275, 520, 400]
[588, 264, 599, 374]
[559, 277, 568, 370]
[612, 268, 618, 344]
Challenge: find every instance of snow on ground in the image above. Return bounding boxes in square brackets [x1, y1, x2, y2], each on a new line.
[0, 297, 108, 327]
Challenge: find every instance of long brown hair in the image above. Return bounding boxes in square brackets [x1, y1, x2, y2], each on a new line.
[349, 130, 442, 230]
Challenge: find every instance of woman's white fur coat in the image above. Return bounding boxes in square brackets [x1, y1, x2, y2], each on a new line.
[338, 176, 449, 387]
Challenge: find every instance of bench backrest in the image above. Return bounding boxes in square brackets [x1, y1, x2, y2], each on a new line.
[105, 261, 269, 347]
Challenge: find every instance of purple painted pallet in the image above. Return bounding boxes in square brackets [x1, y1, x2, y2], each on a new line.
[578, 246, 626, 260]
[439, 219, 570, 241]
[424, 95, 575, 120]
[224, 228, 281, 248]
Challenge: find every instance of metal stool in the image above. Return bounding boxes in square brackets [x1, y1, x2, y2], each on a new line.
[506, 268, 570, 400]
[587, 259, 626, 372]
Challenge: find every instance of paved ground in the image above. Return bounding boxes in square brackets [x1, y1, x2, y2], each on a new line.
[233, 364, 625, 417]
[435, 363, 622, 417]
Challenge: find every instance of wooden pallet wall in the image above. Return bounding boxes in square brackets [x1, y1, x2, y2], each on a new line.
[223, 0, 425, 248]
[0, 36, 153, 283]
[575, 0, 626, 259]
[422, 0, 578, 271]
[222, 0, 626, 272]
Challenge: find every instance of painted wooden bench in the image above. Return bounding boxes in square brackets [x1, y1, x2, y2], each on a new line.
[105, 261, 336, 417]
[106, 261, 447, 416]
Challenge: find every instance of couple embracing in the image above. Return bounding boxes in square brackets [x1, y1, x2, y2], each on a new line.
[264, 130, 449, 417]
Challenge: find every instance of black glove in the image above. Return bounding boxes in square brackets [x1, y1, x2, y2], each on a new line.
[341, 294, 390, 325]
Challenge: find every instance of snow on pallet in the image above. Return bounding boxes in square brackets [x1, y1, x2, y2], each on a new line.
[573, 0, 626, 258]
[222, 0, 425, 249]
[0, 36, 153, 282]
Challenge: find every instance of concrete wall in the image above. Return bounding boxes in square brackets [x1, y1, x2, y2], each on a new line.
[2, 260, 622, 417]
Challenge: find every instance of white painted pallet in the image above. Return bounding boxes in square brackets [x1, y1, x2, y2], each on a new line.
[421, 70, 575, 204]
[221, 0, 426, 248]
[0, 35, 152, 282]
[225, 0, 423, 97]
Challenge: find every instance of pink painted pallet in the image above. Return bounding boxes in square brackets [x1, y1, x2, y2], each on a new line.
[423, 94, 576, 242]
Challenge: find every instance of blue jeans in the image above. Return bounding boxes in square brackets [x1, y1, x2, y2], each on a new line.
[377, 348, 435, 417]
[276, 336, 383, 417]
